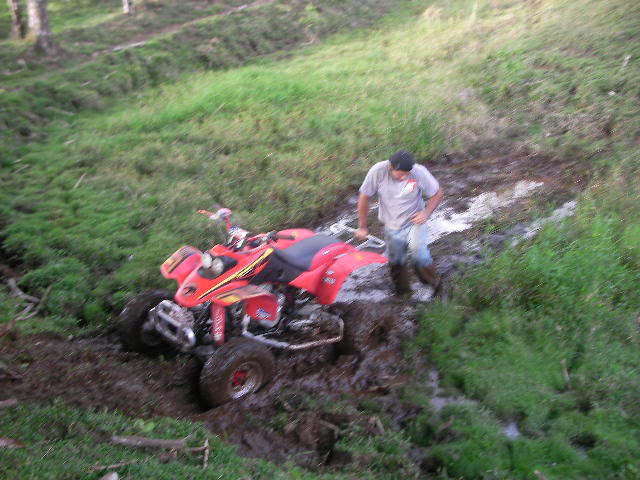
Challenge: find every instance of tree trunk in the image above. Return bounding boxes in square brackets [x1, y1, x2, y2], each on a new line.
[6, 0, 26, 38]
[27, 0, 55, 54]
[122, 0, 135, 14]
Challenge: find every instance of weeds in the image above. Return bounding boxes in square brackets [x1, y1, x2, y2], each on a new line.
[1, 0, 639, 478]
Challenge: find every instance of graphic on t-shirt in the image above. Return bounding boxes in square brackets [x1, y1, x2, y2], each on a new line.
[397, 179, 417, 197]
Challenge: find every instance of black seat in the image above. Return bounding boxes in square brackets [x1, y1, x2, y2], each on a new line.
[251, 234, 339, 285]
[274, 234, 338, 271]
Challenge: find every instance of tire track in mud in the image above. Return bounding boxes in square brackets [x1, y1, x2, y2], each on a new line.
[0, 150, 587, 469]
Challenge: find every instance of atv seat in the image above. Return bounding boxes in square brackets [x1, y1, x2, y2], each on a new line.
[274, 234, 338, 270]
[251, 234, 339, 284]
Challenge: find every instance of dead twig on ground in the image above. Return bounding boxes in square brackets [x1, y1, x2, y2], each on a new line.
[91, 460, 141, 471]
[0, 399, 19, 409]
[102, 436, 210, 470]
[7, 278, 40, 304]
[15, 286, 52, 322]
[110, 435, 186, 450]
[202, 438, 209, 469]
[72, 172, 87, 191]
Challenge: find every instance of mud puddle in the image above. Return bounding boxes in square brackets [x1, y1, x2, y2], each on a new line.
[0, 301, 415, 468]
[0, 150, 585, 469]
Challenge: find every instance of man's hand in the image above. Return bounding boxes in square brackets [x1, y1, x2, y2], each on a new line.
[411, 210, 430, 224]
[355, 227, 369, 241]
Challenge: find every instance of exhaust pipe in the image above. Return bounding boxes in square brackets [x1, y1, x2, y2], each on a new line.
[240, 314, 344, 350]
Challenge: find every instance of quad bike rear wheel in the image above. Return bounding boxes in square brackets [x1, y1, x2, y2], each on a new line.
[199, 338, 275, 407]
[119, 289, 173, 354]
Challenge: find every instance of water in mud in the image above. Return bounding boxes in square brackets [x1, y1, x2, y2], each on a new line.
[1, 151, 585, 469]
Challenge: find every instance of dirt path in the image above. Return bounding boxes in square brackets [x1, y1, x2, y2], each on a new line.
[94, 0, 275, 56]
[0, 150, 587, 469]
[1, 0, 275, 90]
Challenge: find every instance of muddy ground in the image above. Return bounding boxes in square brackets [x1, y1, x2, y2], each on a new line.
[0, 150, 587, 470]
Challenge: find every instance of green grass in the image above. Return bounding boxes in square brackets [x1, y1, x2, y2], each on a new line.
[412, 166, 640, 478]
[0, 400, 340, 479]
[1, 0, 640, 478]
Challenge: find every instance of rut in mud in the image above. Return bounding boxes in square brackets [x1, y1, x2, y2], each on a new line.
[0, 150, 586, 469]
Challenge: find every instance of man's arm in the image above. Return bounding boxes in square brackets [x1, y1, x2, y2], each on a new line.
[411, 187, 444, 224]
[355, 193, 370, 240]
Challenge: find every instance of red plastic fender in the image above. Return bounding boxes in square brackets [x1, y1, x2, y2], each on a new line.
[245, 295, 279, 326]
[213, 285, 279, 325]
[315, 251, 388, 305]
[160, 246, 202, 284]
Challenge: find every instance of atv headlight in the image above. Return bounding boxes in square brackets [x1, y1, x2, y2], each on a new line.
[199, 253, 237, 279]
[211, 257, 225, 276]
[201, 253, 213, 269]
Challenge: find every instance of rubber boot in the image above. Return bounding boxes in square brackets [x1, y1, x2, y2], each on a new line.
[389, 264, 412, 297]
[415, 264, 442, 298]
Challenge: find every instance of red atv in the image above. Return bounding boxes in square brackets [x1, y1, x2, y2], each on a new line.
[119, 207, 387, 407]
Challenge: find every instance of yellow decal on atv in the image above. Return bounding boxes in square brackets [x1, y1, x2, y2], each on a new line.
[217, 294, 241, 304]
[163, 247, 195, 273]
[198, 248, 274, 300]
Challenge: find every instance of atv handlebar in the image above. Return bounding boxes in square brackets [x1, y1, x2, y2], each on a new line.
[327, 223, 386, 251]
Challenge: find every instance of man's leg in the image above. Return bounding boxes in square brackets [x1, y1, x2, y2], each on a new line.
[385, 227, 411, 296]
[408, 223, 442, 296]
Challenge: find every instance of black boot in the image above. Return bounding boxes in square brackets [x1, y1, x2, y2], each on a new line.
[389, 264, 411, 297]
[415, 264, 442, 298]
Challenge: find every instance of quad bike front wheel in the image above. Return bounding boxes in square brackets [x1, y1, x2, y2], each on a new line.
[118, 289, 173, 354]
[199, 338, 275, 407]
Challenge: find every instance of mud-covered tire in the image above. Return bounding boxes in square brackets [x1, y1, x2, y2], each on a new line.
[336, 302, 391, 356]
[199, 338, 275, 407]
[118, 289, 173, 354]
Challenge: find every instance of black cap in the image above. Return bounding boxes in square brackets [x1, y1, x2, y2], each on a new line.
[389, 150, 415, 171]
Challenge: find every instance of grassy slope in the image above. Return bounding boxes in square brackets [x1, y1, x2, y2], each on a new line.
[1, 0, 639, 478]
[409, 0, 640, 478]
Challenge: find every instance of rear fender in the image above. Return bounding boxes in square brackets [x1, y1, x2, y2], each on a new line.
[315, 251, 388, 305]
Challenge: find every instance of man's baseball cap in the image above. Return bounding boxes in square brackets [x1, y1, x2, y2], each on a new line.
[389, 150, 415, 171]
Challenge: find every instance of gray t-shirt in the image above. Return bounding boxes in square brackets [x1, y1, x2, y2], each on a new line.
[359, 160, 440, 230]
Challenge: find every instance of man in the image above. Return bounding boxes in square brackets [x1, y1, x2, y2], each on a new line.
[355, 150, 444, 296]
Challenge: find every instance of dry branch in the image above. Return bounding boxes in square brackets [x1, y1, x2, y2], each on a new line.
[72, 172, 87, 191]
[91, 460, 140, 472]
[0, 399, 19, 409]
[110, 435, 186, 450]
[202, 438, 209, 469]
[13, 286, 51, 323]
[7, 278, 40, 303]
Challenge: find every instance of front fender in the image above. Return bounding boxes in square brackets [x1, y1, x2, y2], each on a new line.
[161, 246, 202, 285]
[315, 251, 388, 305]
[209, 285, 279, 345]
